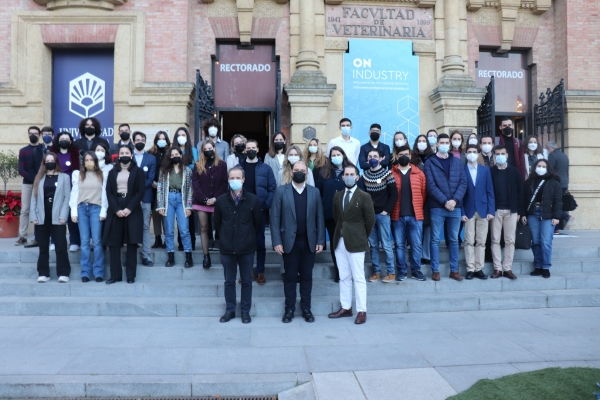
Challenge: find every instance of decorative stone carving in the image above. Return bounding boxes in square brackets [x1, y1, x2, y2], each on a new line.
[237, 0, 254, 44]
[33, 0, 127, 11]
[515, 11, 539, 28]
[303, 126, 316, 141]
[207, 0, 237, 17]
[324, 0, 435, 7]
[254, 1, 284, 18]
[472, 9, 500, 26]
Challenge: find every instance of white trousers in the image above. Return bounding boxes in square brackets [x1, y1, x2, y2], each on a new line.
[335, 237, 367, 312]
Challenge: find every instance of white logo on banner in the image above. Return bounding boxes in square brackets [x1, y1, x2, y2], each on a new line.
[69, 72, 105, 119]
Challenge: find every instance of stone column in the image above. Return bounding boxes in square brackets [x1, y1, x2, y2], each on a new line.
[296, 0, 319, 71]
[442, 0, 465, 74]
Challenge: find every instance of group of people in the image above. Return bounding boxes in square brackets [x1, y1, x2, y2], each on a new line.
[16, 115, 570, 325]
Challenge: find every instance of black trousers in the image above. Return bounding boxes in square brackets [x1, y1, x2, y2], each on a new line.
[282, 236, 315, 313]
[37, 198, 71, 277]
[222, 252, 254, 313]
[108, 196, 138, 281]
[325, 218, 339, 278]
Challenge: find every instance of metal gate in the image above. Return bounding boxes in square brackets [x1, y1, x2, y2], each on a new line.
[533, 79, 565, 151]
[477, 76, 495, 139]
[194, 69, 215, 144]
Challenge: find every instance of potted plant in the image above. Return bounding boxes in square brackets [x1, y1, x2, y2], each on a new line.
[0, 150, 21, 238]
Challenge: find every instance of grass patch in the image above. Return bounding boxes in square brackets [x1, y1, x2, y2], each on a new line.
[449, 367, 600, 400]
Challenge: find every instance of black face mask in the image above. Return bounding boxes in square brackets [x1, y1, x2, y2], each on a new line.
[246, 150, 257, 160]
[370, 132, 380, 142]
[398, 155, 410, 167]
[203, 150, 214, 159]
[84, 127, 96, 137]
[45, 162, 57, 171]
[273, 142, 285, 151]
[502, 127, 513, 137]
[120, 132, 131, 141]
[235, 143, 245, 153]
[59, 140, 70, 150]
[134, 142, 146, 151]
[29, 134, 39, 144]
[119, 156, 131, 165]
[292, 171, 306, 184]
[171, 157, 181, 165]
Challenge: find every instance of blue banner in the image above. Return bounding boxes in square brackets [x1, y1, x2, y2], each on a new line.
[343, 39, 419, 150]
[52, 49, 114, 143]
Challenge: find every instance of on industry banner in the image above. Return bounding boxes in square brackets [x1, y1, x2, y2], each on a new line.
[343, 39, 419, 150]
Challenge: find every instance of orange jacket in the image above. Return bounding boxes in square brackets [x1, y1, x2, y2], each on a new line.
[390, 164, 427, 221]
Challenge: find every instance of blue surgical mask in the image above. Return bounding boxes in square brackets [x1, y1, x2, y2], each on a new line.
[438, 144, 450, 154]
[341, 127, 351, 137]
[229, 179, 243, 191]
[331, 155, 343, 166]
[157, 140, 167, 148]
[368, 158, 379, 168]
[42, 135, 53, 144]
[496, 154, 507, 165]
[428, 136, 437, 146]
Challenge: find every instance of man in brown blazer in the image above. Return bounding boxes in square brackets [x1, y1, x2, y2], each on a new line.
[328, 165, 376, 324]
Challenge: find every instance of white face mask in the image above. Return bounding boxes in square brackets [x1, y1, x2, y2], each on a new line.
[395, 139, 406, 147]
[287, 155, 300, 165]
[208, 127, 218, 137]
[95, 151, 105, 161]
[466, 153, 478, 163]
[482, 144, 493, 154]
[528, 143, 538, 151]
[417, 142, 427, 151]
[177, 136, 187, 145]
[157, 139, 167, 148]
[468, 138, 478, 145]
[452, 140, 462, 149]
[536, 167, 547, 175]
[308, 146, 318, 154]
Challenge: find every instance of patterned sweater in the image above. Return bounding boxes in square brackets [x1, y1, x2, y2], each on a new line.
[156, 167, 193, 215]
[362, 167, 398, 214]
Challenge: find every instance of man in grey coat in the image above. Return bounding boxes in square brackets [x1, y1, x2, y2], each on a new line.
[546, 141, 571, 231]
[271, 160, 325, 324]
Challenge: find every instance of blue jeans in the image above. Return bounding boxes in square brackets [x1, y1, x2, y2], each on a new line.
[392, 216, 423, 274]
[368, 213, 395, 275]
[529, 206, 554, 269]
[430, 207, 461, 272]
[164, 192, 192, 252]
[77, 203, 105, 279]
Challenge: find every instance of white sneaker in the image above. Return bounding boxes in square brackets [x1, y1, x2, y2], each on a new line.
[58, 276, 69, 283]
[69, 245, 79, 252]
[37, 276, 50, 283]
[50, 244, 55, 251]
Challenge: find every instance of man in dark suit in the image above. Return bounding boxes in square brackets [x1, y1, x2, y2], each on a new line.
[132, 131, 157, 266]
[546, 141, 571, 232]
[328, 165, 375, 325]
[461, 145, 495, 280]
[271, 160, 325, 324]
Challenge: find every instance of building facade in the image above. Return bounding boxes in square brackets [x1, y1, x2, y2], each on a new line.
[0, 0, 598, 228]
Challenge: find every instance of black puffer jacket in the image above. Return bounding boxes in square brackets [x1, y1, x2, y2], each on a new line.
[214, 190, 262, 255]
[524, 174, 563, 219]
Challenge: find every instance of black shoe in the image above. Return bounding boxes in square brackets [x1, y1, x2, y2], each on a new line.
[161, 242, 166, 249]
[141, 257, 153, 266]
[474, 270, 488, 280]
[202, 254, 211, 269]
[178, 244, 184, 251]
[241, 312, 251, 324]
[185, 252, 194, 268]
[530, 268, 543, 276]
[127, 278, 135, 284]
[106, 279, 121, 284]
[421, 258, 430, 265]
[542, 269, 551, 278]
[151, 236, 163, 249]
[95, 277, 103, 283]
[465, 272, 474, 280]
[165, 252, 175, 267]
[220, 311, 235, 323]
[302, 310, 315, 323]
[123, 260, 128, 268]
[82, 277, 90, 282]
[282, 310, 294, 323]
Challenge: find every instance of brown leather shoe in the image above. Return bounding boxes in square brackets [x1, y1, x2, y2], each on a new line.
[449, 272, 463, 281]
[491, 270, 502, 279]
[328, 307, 353, 318]
[14, 237, 27, 246]
[256, 273, 266, 285]
[503, 270, 518, 280]
[355, 312, 367, 324]
[432, 272, 441, 281]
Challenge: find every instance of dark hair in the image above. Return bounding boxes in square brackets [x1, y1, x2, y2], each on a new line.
[500, 117, 513, 125]
[465, 144, 479, 152]
[526, 159, 557, 185]
[202, 117, 221, 137]
[41, 126, 54, 135]
[148, 130, 171, 155]
[93, 141, 110, 163]
[494, 145, 507, 153]
[525, 135, 542, 154]
[160, 146, 183, 177]
[367, 148, 383, 157]
[344, 164, 360, 175]
[396, 145, 410, 154]
[320, 146, 350, 180]
[246, 139, 259, 148]
[369, 123, 381, 131]
[480, 135, 493, 143]
[132, 131, 146, 142]
[79, 118, 101, 137]
[80, 151, 103, 182]
[118, 123, 130, 131]
[53, 131, 74, 150]
[268, 131, 287, 158]
[28, 126, 41, 135]
[174, 127, 193, 166]
[426, 129, 437, 136]
[410, 134, 433, 165]
[437, 133, 450, 142]
[33, 152, 63, 197]
[114, 144, 134, 171]
[339, 118, 352, 126]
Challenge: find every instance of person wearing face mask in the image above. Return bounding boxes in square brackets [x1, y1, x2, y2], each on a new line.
[109, 124, 135, 161]
[192, 139, 228, 268]
[148, 132, 170, 248]
[41, 126, 54, 154]
[489, 145, 524, 280]
[214, 166, 263, 324]
[467, 133, 479, 147]
[16, 126, 44, 247]
[279, 145, 315, 186]
[30, 152, 71, 283]
[199, 118, 229, 162]
[390, 146, 427, 282]
[264, 132, 288, 186]
[69, 152, 108, 283]
[409, 134, 434, 265]
[238, 139, 276, 285]
[74, 118, 109, 162]
[545, 141, 571, 233]
[461, 145, 495, 280]
[522, 135, 545, 180]
[173, 127, 198, 251]
[328, 165, 375, 325]
[478, 136, 496, 167]
[449, 130, 467, 165]
[522, 160, 562, 278]
[103, 145, 146, 284]
[390, 131, 411, 165]
[423, 133, 467, 281]
[271, 160, 325, 323]
[362, 148, 397, 283]
[226, 134, 247, 172]
[426, 129, 438, 152]
[304, 138, 327, 173]
[327, 118, 361, 165]
[358, 123, 392, 170]
[132, 131, 157, 266]
[50, 131, 81, 252]
[93, 143, 113, 174]
[494, 117, 526, 178]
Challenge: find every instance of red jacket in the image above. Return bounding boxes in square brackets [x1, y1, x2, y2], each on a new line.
[496, 136, 526, 180]
[390, 164, 427, 221]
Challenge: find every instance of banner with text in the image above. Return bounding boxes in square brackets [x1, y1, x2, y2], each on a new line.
[343, 39, 420, 151]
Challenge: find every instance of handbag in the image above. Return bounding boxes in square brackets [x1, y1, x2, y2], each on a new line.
[515, 222, 532, 250]
[562, 191, 578, 212]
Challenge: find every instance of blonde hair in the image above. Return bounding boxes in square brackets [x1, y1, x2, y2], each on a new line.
[281, 145, 306, 185]
[303, 138, 327, 170]
[229, 134, 247, 154]
[195, 139, 222, 175]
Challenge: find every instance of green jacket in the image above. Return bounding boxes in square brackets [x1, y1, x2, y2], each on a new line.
[332, 187, 376, 253]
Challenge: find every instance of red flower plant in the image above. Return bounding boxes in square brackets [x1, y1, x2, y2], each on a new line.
[0, 191, 22, 223]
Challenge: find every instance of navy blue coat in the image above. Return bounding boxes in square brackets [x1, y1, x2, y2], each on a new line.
[315, 169, 345, 221]
[424, 153, 467, 208]
[135, 152, 157, 204]
[238, 158, 276, 210]
[461, 164, 495, 219]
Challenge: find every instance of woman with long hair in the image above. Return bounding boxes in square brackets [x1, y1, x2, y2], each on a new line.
[192, 139, 228, 268]
[264, 131, 287, 186]
[148, 130, 171, 248]
[30, 152, 71, 283]
[410, 134, 434, 169]
[157, 146, 195, 268]
[173, 127, 198, 250]
[523, 135, 546, 180]
[390, 131, 410, 165]
[93, 142, 113, 173]
[450, 130, 466, 165]
[226, 134, 247, 171]
[522, 159, 563, 278]
[466, 132, 479, 147]
[304, 138, 327, 173]
[279, 145, 315, 186]
[69, 151, 108, 282]
[103, 145, 146, 284]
